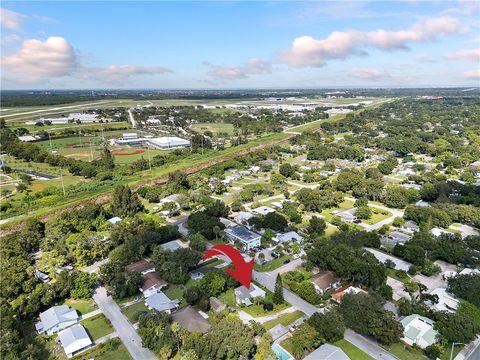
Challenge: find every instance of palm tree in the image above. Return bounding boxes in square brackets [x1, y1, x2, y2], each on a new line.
[171, 321, 181, 353]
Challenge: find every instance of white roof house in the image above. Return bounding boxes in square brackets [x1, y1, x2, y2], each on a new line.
[107, 216, 122, 225]
[57, 324, 92, 358]
[35, 305, 79, 335]
[426, 288, 459, 313]
[459, 268, 480, 276]
[233, 211, 254, 224]
[304, 344, 350, 360]
[273, 231, 304, 243]
[145, 291, 180, 313]
[252, 206, 275, 216]
[401, 314, 438, 349]
[235, 284, 266, 306]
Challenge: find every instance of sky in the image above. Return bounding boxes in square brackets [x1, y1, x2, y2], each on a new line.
[1, 1, 479, 89]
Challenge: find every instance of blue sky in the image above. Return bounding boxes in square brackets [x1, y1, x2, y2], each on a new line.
[1, 1, 479, 89]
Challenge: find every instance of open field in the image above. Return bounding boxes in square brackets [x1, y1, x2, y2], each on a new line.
[65, 299, 97, 315]
[72, 341, 132, 360]
[190, 122, 235, 136]
[9, 121, 130, 133]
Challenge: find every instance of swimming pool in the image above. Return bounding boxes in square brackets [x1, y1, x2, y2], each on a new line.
[271, 344, 294, 360]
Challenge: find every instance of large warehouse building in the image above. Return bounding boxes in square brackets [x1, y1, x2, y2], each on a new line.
[115, 133, 190, 149]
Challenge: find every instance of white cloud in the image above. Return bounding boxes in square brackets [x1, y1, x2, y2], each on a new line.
[415, 53, 436, 63]
[349, 68, 391, 80]
[1, 36, 77, 77]
[279, 16, 464, 68]
[1, 34, 22, 44]
[447, 48, 480, 62]
[0, 8, 26, 31]
[206, 59, 273, 79]
[1, 36, 172, 84]
[90, 65, 172, 83]
[464, 69, 480, 80]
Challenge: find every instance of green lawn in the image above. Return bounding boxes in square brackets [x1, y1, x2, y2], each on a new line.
[73, 339, 132, 360]
[254, 255, 291, 272]
[382, 343, 427, 360]
[363, 208, 392, 225]
[219, 288, 236, 307]
[164, 285, 187, 306]
[64, 299, 97, 315]
[263, 310, 304, 330]
[241, 300, 289, 317]
[190, 123, 235, 136]
[333, 339, 375, 360]
[121, 301, 148, 323]
[386, 268, 412, 285]
[80, 314, 114, 340]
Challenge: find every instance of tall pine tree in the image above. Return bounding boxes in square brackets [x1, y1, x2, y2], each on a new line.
[112, 185, 144, 217]
[100, 144, 115, 170]
[273, 274, 284, 304]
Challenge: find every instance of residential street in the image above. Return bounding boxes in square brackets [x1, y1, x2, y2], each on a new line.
[92, 287, 156, 360]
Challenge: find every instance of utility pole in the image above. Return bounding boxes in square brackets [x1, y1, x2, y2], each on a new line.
[147, 146, 151, 172]
[48, 131, 53, 151]
[60, 168, 65, 196]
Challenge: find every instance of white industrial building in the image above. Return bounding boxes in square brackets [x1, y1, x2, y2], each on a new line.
[114, 134, 190, 149]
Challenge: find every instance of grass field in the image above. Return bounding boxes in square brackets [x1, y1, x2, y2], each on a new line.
[80, 314, 114, 340]
[263, 310, 304, 330]
[65, 299, 97, 315]
[382, 343, 427, 360]
[254, 255, 292, 272]
[191, 123, 235, 136]
[122, 301, 148, 323]
[9, 121, 130, 133]
[363, 207, 392, 225]
[333, 339, 375, 360]
[72, 340, 132, 360]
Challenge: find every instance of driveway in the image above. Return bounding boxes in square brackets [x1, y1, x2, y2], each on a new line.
[93, 287, 156, 360]
[345, 329, 398, 360]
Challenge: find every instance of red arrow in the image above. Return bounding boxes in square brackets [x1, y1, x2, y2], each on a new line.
[203, 244, 254, 288]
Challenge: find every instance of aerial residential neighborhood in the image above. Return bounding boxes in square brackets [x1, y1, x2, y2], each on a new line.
[1, 1, 480, 360]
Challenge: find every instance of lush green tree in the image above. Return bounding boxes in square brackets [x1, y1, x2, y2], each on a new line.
[99, 262, 141, 299]
[152, 247, 201, 284]
[448, 274, 480, 307]
[100, 144, 115, 170]
[279, 163, 295, 178]
[187, 212, 225, 240]
[356, 206, 372, 220]
[273, 274, 284, 304]
[189, 232, 207, 252]
[307, 309, 345, 342]
[262, 212, 288, 232]
[290, 323, 320, 358]
[435, 312, 478, 343]
[308, 216, 326, 234]
[340, 293, 402, 345]
[111, 185, 145, 217]
[70, 272, 96, 299]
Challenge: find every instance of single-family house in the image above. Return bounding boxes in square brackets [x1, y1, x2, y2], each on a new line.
[161, 239, 185, 252]
[145, 291, 180, 313]
[402, 221, 420, 234]
[387, 231, 413, 245]
[304, 344, 350, 360]
[35, 269, 50, 283]
[252, 206, 275, 216]
[459, 268, 480, 276]
[234, 211, 254, 224]
[401, 314, 438, 349]
[125, 259, 155, 275]
[426, 288, 459, 313]
[415, 200, 430, 207]
[273, 231, 304, 244]
[159, 194, 180, 206]
[140, 272, 167, 297]
[310, 271, 341, 295]
[107, 216, 122, 225]
[209, 297, 226, 312]
[35, 305, 79, 335]
[431, 227, 450, 237]
[224, 225, 261, 251]
[235, 284, 266, 306]
[331, 286, 367, 303]
[57, 324, 92, 358]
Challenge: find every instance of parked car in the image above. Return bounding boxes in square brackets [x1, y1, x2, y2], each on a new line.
[271, 252, 279, 258]
[283, 259, 291, 264]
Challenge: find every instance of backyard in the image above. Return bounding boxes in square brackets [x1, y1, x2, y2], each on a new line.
[80, 314, 114, 340]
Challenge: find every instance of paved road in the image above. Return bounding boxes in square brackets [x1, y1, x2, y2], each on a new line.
[345, 329, 398, 360]
[93, 287, 156, 360]
[463, 336, 480, 360]
[172, 216, 189, 237]
[81, 258, 109, 274]
[128, 109, 137, 128]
